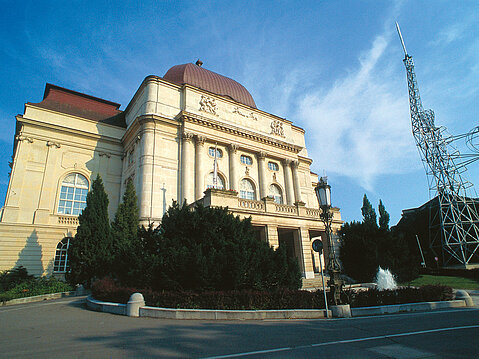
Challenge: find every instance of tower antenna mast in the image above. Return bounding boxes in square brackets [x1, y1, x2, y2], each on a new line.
[397, 23, 479, 267]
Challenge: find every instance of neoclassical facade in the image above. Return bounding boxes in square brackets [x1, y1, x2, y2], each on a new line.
[0, 61, 342, 282]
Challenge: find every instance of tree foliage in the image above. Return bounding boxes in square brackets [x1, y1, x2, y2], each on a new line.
[378, 200, 390, 231]
[340, 195, 420, 283]
[67, 174, 112, 286]
[361, 194, 377, 228]
[129, 202, 301, 291]
[110, 179, 139, 279]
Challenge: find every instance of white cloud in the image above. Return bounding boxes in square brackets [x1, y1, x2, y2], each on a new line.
[297, 34, 419, 190]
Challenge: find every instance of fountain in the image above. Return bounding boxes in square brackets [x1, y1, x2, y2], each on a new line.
[375, 267, 397, 290]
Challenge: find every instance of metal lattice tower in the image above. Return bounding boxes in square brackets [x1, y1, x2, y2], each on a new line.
[396, 23, 479, 266]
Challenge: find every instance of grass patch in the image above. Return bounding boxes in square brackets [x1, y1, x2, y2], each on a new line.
[403, 274, 479, 290]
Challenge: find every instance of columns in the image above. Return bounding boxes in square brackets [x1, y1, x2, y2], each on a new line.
[257, 151, 267, 199]
[195, 135, 206, 200]
[228, 144, 238, 191]
[138, 122, 155, 219]
[282, 159, 295, 205]
[266, 225, 279, 250]
[294, 228, 315, 279]
[181, 132, 195, 204]
[291, 160, 302, 204]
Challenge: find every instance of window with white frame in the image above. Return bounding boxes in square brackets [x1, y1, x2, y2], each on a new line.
[208, 147, 223, 158]
[240, 155, 253, 165]
[206, 172, 225, 189]
[53, 237, 71, 273]
[240, 178, 256, 200]
[269, 184, 283, 204]
[268, 162, 279, 171]
[57, 173, 89, 215]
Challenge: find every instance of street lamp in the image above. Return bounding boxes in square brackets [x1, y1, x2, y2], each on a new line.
[315, 176, 342, 305]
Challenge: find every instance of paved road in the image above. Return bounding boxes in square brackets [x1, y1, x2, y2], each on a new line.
[1, 297, 479, 358]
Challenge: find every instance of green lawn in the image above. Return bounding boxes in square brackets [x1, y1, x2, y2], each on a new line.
[403, 274, 479, 290]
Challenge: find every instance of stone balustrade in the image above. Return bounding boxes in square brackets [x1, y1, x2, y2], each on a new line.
[201, 188, 340, 221]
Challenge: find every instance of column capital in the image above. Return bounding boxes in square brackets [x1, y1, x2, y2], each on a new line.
[46, 141, 61, 148]
[291, 159, 300, 169]
[257, 151, 267, 160]
[195, 135, 206, 146]
[182, 132, 195, 142]
[228, 143, 239, 153]
[282, 158, 292, 166]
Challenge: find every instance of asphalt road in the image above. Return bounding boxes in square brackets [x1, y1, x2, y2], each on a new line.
[1, 297, 478, 358]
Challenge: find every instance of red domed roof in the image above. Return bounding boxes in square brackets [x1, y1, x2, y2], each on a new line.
[163, 62, 256, 108]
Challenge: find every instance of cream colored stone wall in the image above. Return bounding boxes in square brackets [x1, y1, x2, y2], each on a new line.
[0, 73, 342, 279]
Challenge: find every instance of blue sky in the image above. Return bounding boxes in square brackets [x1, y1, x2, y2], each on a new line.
[1, 0, 478, 225]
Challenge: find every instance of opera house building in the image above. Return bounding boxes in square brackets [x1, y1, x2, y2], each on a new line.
[0, 61, 342, 285]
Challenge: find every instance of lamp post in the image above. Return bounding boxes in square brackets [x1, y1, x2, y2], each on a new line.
[315, 176, 343, 305]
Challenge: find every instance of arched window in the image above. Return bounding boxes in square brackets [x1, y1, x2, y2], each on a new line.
[57, 173, 89, 215]
[53, 237, 71, 273]
[240, 179, 256, 200]
[208, 147, 223, 158]
[240, 155, 253, 165]
[269, 184, 283, 204]
[268, 162, 279, 171]
[206, 172, 225, 190]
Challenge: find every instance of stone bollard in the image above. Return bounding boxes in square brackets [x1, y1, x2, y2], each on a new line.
[455, 290, 474, 307]
[127, 293, 145, 317]
[75, 284, 86, 296]
[330, 304, 352, 318]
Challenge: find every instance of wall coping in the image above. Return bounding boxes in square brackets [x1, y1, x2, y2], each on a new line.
[85, 295, 468, 320]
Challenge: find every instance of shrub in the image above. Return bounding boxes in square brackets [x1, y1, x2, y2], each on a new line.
[0, 266, 33, 292]
[344, 284, 453, 308]
[91, 277, 325, 309]
[0, 277, 73, 302]
[125, 202, 301, 291]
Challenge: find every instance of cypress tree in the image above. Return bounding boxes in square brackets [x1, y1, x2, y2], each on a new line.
[378, 199, 390, 231]
[361, 194, 377, 227]
[67, 174, 112, 286]
[111, 179, 139, 282]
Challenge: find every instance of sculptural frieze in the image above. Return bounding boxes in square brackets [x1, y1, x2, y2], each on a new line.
[233, 106, 258, 121]
[199, 95, 217, 115]
[270, 120, 285, 137]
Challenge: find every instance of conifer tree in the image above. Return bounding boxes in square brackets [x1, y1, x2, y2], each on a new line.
[111, 179, 139, 281]
[378, 199, 390, 231]
[67, 174, 112, 286]
[361, 194, 377, 227]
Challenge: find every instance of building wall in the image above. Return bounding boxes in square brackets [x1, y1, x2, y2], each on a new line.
[0, 74, 342, 278]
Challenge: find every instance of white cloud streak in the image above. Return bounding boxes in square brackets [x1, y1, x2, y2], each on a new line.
[297, 33, 419, 190]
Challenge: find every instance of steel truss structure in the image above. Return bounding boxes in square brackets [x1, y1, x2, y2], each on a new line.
[396, 23, 479, 266]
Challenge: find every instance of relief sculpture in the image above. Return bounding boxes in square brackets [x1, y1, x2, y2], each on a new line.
[270, 120, 285, 137]
[199, 95, 217, 115]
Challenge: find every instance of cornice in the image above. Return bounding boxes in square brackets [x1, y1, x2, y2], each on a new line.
[180, 111, 303, 154]
[16, 115, 123, 147]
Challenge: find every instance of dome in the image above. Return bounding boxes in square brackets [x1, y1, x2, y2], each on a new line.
[163, 62, 256, 108]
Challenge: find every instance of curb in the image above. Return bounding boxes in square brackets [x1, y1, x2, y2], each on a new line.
[85, 295, 467, 320]
[2, 291, 77, 306]
[350, 300, 466, 317]
[1, 286, 89, 306]
[86, 296, 331, 320]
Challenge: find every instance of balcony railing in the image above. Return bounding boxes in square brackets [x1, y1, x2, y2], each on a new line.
[201, 188, 338, 221]
[57, 216, 79, 226]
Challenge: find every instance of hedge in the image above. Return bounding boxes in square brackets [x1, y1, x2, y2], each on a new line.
[92, 277, 454, 310]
